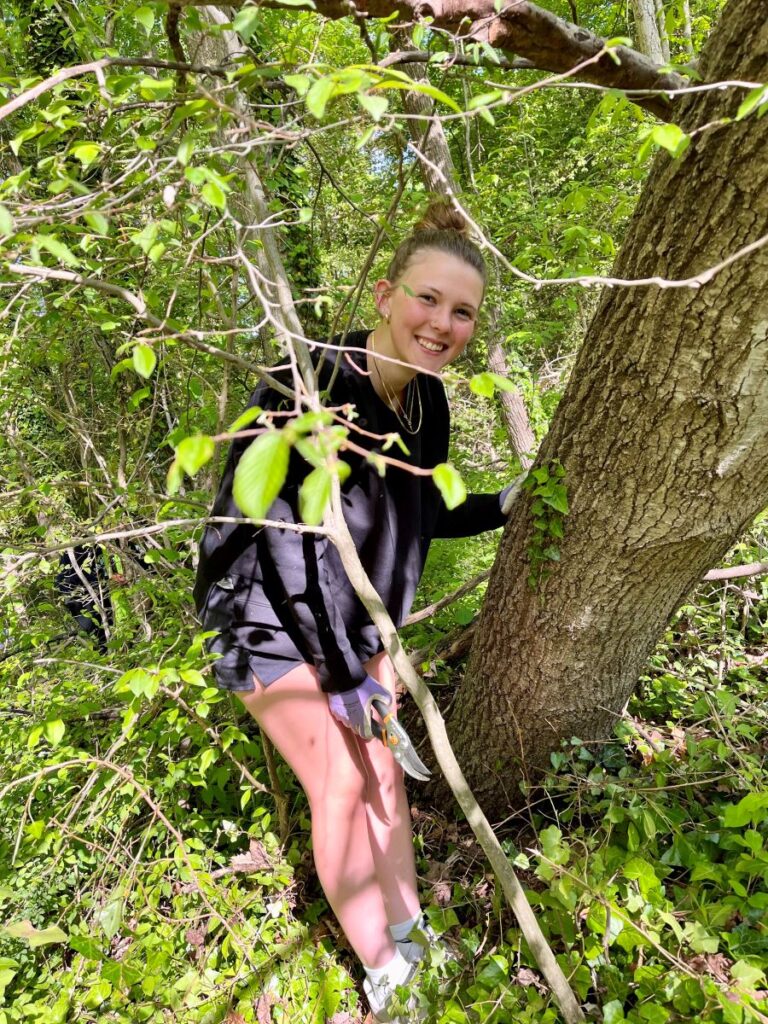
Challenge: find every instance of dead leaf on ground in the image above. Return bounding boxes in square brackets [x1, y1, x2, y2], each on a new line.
[515, 967, 547, 994]
[686, 952, 732, 985]
[255, 991, 274, 1024]
[225, 1014, 247, 1024]
[231, 838, 272, 873]
[432, 879, 452, 907]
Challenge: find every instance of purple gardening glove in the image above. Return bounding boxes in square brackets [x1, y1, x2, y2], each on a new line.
[328, 674, 392, 739]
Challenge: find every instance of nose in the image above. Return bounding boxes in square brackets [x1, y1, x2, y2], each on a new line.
[430, 305, 451, 334]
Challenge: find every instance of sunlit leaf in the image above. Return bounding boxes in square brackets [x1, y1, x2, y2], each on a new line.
[233, 430, 291, 520]
[132, 344, 157, 379]
[299, 466, 332, 525]
[433, 463, 467, 509]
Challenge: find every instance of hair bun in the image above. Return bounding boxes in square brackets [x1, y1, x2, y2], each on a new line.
[414, 200, 470, 236]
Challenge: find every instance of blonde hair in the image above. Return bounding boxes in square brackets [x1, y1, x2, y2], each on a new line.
[386, 201, 487, 287]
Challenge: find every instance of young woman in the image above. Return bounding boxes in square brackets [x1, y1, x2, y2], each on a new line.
[194, 204, 515, 1022]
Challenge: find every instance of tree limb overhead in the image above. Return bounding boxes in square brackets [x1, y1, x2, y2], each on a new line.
[177, 0, 684, 119]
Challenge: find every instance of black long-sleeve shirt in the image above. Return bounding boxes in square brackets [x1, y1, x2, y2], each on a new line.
[194, 331, 509, 693]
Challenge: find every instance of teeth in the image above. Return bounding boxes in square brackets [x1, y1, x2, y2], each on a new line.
[417, 337, 445, 352]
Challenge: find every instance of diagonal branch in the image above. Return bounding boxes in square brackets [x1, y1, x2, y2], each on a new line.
[174, 0, 684, 119]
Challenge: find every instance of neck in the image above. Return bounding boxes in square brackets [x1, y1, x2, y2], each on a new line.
[366, 325, 416, 408]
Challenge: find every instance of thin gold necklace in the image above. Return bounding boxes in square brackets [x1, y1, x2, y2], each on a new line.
[367, 331, 423, 436]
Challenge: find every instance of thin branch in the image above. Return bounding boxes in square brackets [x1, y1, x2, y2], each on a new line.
[326, 478, 585, 1024]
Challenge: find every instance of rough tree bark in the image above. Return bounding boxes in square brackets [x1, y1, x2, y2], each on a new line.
[444, 0, 768, 817]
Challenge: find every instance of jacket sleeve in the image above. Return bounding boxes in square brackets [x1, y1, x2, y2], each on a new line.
[259, 474, 370, 694]
[433, 486, 511, 539]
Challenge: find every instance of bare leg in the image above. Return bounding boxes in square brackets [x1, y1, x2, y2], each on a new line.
[236, 663, 398, 968]
[358, 652, 421, 926]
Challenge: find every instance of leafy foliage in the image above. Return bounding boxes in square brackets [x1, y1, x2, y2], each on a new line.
[0, 0, 761, 1021]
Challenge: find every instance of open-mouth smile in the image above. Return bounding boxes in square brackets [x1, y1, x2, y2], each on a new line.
[415, 336, 447, 354]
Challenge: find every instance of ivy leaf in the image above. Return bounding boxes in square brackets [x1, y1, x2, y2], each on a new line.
[233, 430, 291, 520]
[135, 6, 155, 35]
[299, 466, 332, 525]
[3, 921, 68, 947]
[433, 463, 467, 510]
[175, 435, 214, 477]
[721, 791, 768, 827]
[132, 344, 156, 379]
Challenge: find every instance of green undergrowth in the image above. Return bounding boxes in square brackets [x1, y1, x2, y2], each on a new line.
[1, 515, 766, 1023]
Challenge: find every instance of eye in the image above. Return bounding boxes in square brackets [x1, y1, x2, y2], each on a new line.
[455, 308, 473, 320]
[419, 293, 436, 303]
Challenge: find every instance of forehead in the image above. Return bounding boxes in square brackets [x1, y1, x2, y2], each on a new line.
[400, 249, 484, 307]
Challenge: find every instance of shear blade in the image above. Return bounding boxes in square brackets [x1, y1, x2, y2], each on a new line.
[371, 700, 431, 782]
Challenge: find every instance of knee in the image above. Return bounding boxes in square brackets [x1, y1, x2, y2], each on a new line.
[307, 764, 368, 815]
[366, 751, 405, 808]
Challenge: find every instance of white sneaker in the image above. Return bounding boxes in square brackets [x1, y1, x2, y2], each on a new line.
[363, 959, 424, 1023]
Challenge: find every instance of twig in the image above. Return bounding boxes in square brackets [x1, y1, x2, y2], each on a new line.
[326, 478, 585, 1024]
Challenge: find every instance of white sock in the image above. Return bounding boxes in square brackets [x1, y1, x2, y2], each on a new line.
[364, 949, 412, 988]
[389, 912, 424, 943]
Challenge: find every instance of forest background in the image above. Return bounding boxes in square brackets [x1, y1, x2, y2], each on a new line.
[0, 1, 767, 1023]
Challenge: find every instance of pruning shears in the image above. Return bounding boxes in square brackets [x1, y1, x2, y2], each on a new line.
[371, 698, 431, 782]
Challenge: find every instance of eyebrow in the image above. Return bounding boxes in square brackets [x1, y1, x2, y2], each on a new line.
[420, 285, 478, 313]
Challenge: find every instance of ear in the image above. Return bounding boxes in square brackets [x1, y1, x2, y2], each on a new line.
[373, 279, 392, 319]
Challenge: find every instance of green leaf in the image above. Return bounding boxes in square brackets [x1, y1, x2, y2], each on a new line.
[83, 211, 109, 235]
[44, 718, 65, 747]
[233, 430, 291, 520]
[283, 74, 312, 96]
[358, 92, 388, 121]
[201, 181, 226, 210]
[299, 466, 332, 525]
[433, 463, 467, 510]
[469, 372, 495, 398]
[135, 5, 155, 35]
[736, 85, 768, 121]
[132, 344, 157, 379]
[602, 1001, 626, 1024]
[730, 959, 766, 987]
[373, 78, 462, 114]
[176, 435, 215, 477]
[95, 898, 123, 940]
[233, 6, 261, 41]
[3, 921, 68, 947]
[228, 406, 263, 433]
[70, 142, 101, 168]
[650, 123, 690, 159]
[176, 136, 195, 165]
[306, 77, 335, 120]
[721, 791, 768, 828]
[0, 204, 15, 236]
[33, 234, 80, 267]
[468, 89, 502, 110]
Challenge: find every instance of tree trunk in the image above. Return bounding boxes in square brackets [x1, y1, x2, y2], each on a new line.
[445, 0, 768, 817]
[630, 0, 665, 64]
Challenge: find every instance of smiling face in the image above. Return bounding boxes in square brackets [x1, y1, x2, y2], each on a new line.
[373, 248, 485, 384]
